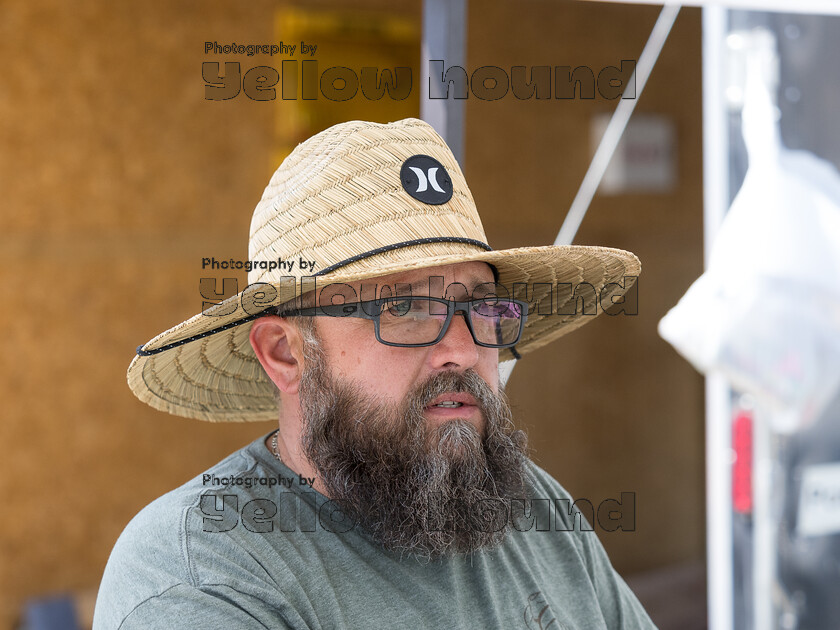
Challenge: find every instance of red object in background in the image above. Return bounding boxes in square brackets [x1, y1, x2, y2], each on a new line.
[732, 409, 753, 514]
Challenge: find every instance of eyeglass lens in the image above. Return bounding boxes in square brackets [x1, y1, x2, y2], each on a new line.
[376, 298, 522, 346]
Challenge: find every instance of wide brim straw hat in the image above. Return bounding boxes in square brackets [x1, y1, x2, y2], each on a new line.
[128, 118, 640, 422]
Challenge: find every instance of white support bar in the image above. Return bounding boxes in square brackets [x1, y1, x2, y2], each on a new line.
[555, 4, 680, 247]
[577, 0, 840, 17]
[702, 6, 734, 630]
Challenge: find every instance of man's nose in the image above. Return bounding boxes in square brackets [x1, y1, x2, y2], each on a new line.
[428, 310, 480, 370]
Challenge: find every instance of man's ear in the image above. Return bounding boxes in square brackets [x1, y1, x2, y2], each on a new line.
[249, 316, 306, 395]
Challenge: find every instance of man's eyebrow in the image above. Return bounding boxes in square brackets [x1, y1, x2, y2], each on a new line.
[373, 279, 428, 296]
[402, 279, 430, 294]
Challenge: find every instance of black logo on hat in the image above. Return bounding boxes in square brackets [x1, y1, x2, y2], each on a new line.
[400, 155, 453, 205]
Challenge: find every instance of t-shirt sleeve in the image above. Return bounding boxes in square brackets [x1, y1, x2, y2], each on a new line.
[115, 584, 286, 630]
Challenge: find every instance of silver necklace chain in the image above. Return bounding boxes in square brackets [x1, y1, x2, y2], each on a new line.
[270, 430, 283, 463]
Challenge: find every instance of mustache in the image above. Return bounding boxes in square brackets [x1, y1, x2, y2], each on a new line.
[405, 370, 498, 418]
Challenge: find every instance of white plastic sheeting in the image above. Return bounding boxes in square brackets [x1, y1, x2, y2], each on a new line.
[659, 49, 840, 433]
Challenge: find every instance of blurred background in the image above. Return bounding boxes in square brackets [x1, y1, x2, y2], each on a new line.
[3, 0, 741, 627]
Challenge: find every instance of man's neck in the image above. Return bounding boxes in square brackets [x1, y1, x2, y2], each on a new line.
[264, 427, 329, 496]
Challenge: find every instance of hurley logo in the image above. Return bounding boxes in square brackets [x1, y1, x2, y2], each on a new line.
[400, 155, 453, 205]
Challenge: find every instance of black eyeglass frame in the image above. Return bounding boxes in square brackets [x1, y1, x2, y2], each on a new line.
[276, 296, 529, 349]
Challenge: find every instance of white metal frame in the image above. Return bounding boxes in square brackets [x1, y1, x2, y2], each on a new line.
[702, 8, 735, 629]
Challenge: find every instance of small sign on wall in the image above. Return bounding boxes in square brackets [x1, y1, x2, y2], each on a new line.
[798, 462, 840, 537]
[592, 113, 677, 194]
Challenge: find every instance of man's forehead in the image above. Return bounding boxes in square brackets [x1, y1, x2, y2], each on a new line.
[298, 262, 500, 308]
[351, 262, 495, 293]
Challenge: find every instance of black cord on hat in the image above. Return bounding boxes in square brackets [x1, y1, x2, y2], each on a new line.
[136, 237, 493, 357]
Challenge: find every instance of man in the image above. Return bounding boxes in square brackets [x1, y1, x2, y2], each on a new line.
[95, 118, 653, 629]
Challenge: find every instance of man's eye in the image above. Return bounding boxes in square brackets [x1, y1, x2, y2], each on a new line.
[473, 301, 520, 318]
[386, 299, 413, 316]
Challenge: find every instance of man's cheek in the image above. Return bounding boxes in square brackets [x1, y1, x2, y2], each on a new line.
[349, 357, 415, 403]
[480, 354, 501, 391]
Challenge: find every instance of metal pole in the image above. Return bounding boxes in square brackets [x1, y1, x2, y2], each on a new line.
[702, 6, 734, 630]
[421, 0, 468, 167]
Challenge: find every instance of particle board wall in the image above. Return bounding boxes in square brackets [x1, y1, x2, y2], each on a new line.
[465, 1, 706, 572]
[0, 0, 703, 626]
[0, 3, 282, 626]
[0, 0, 414, 625]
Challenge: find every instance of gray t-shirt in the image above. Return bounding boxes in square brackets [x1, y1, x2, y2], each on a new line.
[94, 434, 655, 629]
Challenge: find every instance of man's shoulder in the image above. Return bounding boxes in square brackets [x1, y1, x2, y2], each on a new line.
[522, 459, 608, 535]
[524, 459, 574, 500]
[112, 442, 262, 553]
[94, 438, 272, 628]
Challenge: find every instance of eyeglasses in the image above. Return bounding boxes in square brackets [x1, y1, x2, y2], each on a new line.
[278, 296, 528, 349]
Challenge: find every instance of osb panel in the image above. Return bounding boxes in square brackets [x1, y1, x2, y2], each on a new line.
[0, 1, 282, 238]
[466, 2, 705, 572]
[1, 1, 274, 626]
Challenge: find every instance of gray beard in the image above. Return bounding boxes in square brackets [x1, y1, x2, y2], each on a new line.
[298, 342, 530, 558]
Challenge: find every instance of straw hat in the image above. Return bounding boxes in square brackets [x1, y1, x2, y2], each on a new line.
[128, 118, 640, 422]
